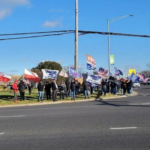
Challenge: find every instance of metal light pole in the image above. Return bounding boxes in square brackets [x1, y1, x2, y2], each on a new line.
[75, 0, 78, 70]
[107, 15, 133, 74]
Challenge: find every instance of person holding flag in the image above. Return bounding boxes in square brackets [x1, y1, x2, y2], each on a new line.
[12, 80, 18, 101]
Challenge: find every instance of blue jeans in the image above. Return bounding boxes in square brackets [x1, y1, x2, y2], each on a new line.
[102, 88, 107, 96]
[130, 88, 133, 94]
[39, 91, 44, 101]
[71, 91, 75, 99]
[111, 88, 116, 95]
[66, 90, 70, 97]
[84, 90, 89, 98]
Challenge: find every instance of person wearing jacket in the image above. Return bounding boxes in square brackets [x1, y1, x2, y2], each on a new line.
[101, 79, 107, 96]
[59, 81, 66, 100]
[38, 81, 44, 101]
[18, 80, 26, 101]
[51, 79, 58, 102]
[70, 80, 76, 100]
[45, 82, 51, 100]
[12, 80, 18, 100]
[83, 81, 90, 99]
[65, 78, 71, 98]
[75, 80, 80, 95]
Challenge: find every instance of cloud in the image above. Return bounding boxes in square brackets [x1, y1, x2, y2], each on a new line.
[0, 0, 30, 20]
[42, 19, 62, 28]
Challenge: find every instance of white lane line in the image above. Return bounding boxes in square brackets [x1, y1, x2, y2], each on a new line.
[0, 115, 25, 118]
[0, 133, 4, 135]
[130, 103, 150, 105]
[110, 127, 137, 130]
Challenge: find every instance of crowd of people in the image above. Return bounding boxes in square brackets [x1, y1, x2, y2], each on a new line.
[12, 76, 133, 102]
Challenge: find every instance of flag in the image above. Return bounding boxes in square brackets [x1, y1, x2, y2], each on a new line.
[114, 67, 123, 76]
[87, 54, 96, 70]
[86, 75, 102, 86]
[59, 70, 68, 78]
[130, 74, 140, 82]
[0, 72, 11, 82]
[42, 69, 59, 80]
[24, 68, 40, 82]
[138, 74, 148, 83]
[98, 67, 108, 76]
[23, 78, 30, 85]
[69, 67, 81, 79]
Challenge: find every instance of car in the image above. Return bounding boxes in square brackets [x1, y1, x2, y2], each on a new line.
[132, 82, 140, 88]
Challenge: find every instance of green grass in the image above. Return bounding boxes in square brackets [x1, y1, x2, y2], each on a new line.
[0, 89, 119, 106]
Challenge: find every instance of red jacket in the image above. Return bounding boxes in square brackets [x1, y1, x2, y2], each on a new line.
[12, 83, 18, 92]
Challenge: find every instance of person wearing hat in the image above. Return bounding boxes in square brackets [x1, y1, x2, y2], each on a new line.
[51, 79, 58, 102]
[12, 80, 18, 100]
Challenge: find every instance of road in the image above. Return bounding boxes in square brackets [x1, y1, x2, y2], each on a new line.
[0, 85, 150, 150]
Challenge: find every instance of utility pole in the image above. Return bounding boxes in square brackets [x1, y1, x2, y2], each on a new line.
[75, 0, 78, 70]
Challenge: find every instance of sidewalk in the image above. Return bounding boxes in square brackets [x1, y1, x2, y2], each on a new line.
[0, 92, 138, 108]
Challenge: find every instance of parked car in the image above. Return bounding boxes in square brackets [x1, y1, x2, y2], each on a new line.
[132, 82, 140, 88]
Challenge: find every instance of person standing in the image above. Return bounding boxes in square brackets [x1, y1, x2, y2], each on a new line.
[59, 81, 66, 100]
[28, 82, 32, 95]
[83, 81, 90, 99]
[18, 80, 26, 101]
[65, 78, 71, 98]
[51, 79, 58, 102]
[101, 79, 107, 96]
[70, 80, 76, 100]
[12, 80, 18, 100]
[45, 82, 51, 100]
[37, 81, 44, 101]
[75, 80, 80, 95]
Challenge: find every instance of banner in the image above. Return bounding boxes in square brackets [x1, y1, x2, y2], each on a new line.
[110, 55, 115, 65]
[130, 74, 140, 82]
[42, 69, 59, 80]
[128, 69, 136, 75]
[114, 67, 123, 76]
[59, 70, 68, 78]
[87, 54, 96, 70]
[24, 68, 40, 82]
[0, 72, 11, 82]
[86, 75, 102, 85]
[69, 67, 81, 79]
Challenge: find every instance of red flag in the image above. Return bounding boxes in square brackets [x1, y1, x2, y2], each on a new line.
[0, 72, 11, 82]
[24, 68, 40, 82]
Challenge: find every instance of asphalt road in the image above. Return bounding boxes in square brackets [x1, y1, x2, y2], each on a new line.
[0, 85, 150, 150]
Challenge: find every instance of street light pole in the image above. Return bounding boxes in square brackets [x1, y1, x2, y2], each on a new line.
[107, 19, 111, 73]
[75, 0, 78, 70]
[107, 15, 133, 74]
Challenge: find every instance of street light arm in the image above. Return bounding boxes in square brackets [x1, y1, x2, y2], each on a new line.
[109, 15, 133, 23]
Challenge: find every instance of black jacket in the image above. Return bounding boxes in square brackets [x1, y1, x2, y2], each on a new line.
[19, 82, 25, 92]
[51, 82, 58, 91]
[65, 79, 71, 90]
[45, 83, 51, 92]
[70, 82, 76, 91]
[38, 83, 44, 91]
[83, 81, 90, 90]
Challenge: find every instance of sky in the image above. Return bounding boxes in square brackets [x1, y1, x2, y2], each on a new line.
[0, 0, 150, 75]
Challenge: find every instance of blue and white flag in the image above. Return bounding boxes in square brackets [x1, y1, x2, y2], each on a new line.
[42, 69, 59, 80]
[87, 63, 96, 70]
[86, 75, 102, 85]
[114, 67, 123, 76]
[69, 67, 82, 79]
[87, 54, 96, 70]
[130, 74, 140, 82]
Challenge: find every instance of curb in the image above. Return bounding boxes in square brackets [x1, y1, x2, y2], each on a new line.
[0, 92, 138, 108]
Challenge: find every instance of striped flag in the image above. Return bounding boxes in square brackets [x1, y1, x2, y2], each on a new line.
[98, 67, 108, 76]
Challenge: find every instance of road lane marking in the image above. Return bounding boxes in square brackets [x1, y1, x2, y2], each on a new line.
[110, 127, 137, 130]
[130, 103, 150, 105]
[0, 115, 25, 118]
[0, 133, 4, 135]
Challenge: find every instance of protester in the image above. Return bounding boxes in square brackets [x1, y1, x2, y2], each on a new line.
[121, 79, 127, 95]
[18, 80, 26, 101]
[75, 80, 80, 95]
[101, 79, 107, 96]
[37, 81, 44, 101]
[70, 80, 76, 100]
[83, 80, 90, 99]
[65, 77, 71, 98]
[110, 81, 116, 95]
[28, 82, 32, 95]
[126, 79, 133, 94]
[45, 82, 51, 100]
[51, 79, 58, 102]
[12, 80, 18, 100]
[90, 84, 94, 95]
[59, 81, 66, 100]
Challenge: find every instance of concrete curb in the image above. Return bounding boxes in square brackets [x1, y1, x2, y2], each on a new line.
[0, 92, 138, 108]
